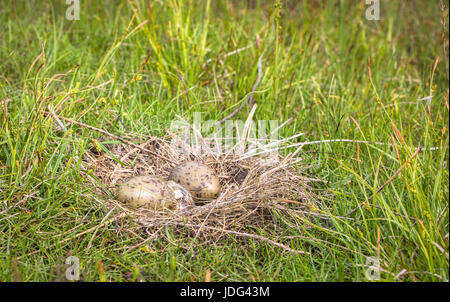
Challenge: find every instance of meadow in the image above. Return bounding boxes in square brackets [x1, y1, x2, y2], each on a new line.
[0, 0, 448, 281]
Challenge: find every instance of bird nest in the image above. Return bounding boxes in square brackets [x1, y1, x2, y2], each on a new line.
[84, 133, 325, 254]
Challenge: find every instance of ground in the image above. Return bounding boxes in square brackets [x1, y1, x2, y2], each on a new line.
[0, 0, 448, 281]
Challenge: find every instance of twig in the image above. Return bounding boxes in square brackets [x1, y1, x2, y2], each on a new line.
[42, 111, 177, 164]
[47, 105, 66, 132]
[27, 43, 45, 77]
[110, 139, 154, 182]
[60, 212, 128, 244]
[123, 52, 152, 87]
[85, 208, 117, 251]
[125, 226, 163, 253]
[341, 147, 422, 218]
[203, 44, 254, 66]
[238, 138, 438, 160]
[263, 117, 293, 140]
[167, 222, 308, 255]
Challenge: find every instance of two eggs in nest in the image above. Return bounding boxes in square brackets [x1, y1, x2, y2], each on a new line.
[117, 161, 221, 211]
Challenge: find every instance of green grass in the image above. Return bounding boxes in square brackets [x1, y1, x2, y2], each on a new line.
[0, 0, 448, 282]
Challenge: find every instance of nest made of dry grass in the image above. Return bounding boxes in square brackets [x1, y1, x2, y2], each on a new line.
[83, 134, 326, 254]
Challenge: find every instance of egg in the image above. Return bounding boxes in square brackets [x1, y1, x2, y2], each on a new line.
[169, 161, 221, 200]
[117, 176, 194, 210]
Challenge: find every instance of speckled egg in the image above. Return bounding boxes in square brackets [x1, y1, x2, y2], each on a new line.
[117, 176, 193, 210]
[169, 161, 221, 200]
